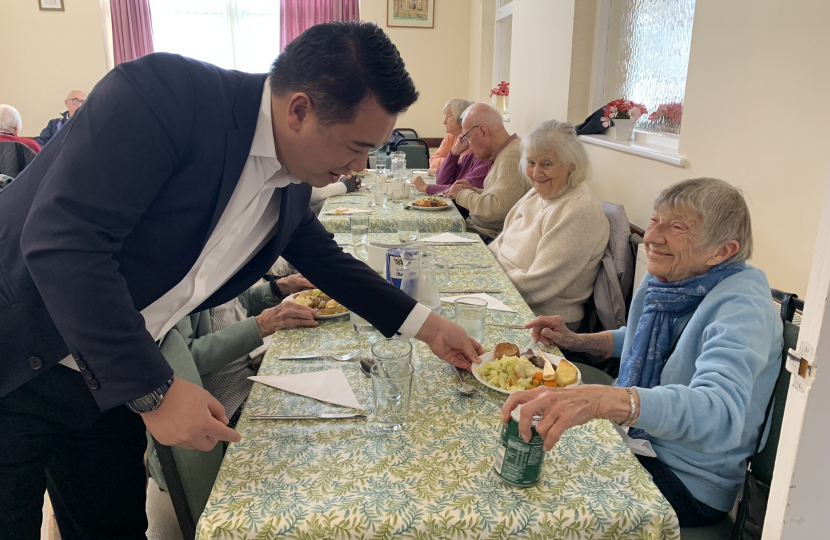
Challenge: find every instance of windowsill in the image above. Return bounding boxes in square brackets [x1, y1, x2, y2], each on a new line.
[579, 129, 686, 167]
[502, 115, 510, 123]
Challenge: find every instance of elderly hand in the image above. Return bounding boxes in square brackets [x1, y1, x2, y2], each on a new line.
[142, 377, 241, 451]
[276, 274, 315, 296]
[415, 312, 484, 370]
[450, 137, 469, 156]
[445, 179, 473, 200]
[411, 175, 428, 193]
[501, 385, 636, 451]
[340, 174, 361, 193]
[525, 315, 578, 348]
[428, 167, 438, 176]
[255, 302, 318, 336]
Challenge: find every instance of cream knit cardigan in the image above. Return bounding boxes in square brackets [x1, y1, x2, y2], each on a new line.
[488, 182, 610, 323]
[456, 137, 529, 239]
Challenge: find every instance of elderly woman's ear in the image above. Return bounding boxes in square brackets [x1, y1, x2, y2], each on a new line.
[706, 240, 741, 267]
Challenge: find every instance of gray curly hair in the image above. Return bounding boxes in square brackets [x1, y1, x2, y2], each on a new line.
[520, 119, 591, 187]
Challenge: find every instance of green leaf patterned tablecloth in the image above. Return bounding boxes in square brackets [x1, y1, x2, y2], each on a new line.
[197, 233, 680, 539]
[317, 176, 466, 235]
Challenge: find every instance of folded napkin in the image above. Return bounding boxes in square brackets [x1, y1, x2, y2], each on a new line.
[322, 208, 374, 215]
[439, 292, 516, 313]
[249, 367, 362, 410]
[613, 423, 657, 458]
[420, 232, 477, 244]
[248, 335, 272, 361]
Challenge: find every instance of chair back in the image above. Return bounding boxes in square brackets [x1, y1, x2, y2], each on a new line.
[391, 138, 431, 169]
[0, 141, 36, 178]
[149, 328, 224, 539]
[592, 201, 634, 330]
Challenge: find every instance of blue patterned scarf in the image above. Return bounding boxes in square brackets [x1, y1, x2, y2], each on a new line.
[615, 261, 745, 436]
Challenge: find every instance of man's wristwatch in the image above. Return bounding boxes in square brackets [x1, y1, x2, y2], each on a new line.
[126, 377, 175, 414]
[267, 275, 288, 301]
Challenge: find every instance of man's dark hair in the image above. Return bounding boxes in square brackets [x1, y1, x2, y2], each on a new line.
[269, 21, 419, 126]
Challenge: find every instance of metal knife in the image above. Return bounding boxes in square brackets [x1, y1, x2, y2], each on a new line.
[250, 413, 367, 420]
[486, 323, 527, 329]
[439, 289, 503, 294]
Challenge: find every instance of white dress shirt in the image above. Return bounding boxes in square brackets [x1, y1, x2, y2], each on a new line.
[61, 82, 430, 371]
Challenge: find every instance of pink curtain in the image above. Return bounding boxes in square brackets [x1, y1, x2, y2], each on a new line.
[110, 0, 154, 66]
[281, 0, 360, 52]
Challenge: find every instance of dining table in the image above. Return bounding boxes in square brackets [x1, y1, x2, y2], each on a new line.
[196, 232, 680, 539]
[317, 171, 467, 235]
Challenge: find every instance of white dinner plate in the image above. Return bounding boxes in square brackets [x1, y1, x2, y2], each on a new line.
[282, 292, 350, 320]
[471, 350, 582, 394]
[405, 199, 454, 212]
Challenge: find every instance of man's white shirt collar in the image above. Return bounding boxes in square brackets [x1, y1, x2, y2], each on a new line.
[252, 81, 303, 189]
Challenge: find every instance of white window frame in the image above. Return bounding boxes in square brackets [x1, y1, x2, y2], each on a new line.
[492, 1, 513, 88]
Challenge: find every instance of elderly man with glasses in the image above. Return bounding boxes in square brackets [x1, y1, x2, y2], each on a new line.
[445, 103, 529, 241]
[33, 90, 86, 148]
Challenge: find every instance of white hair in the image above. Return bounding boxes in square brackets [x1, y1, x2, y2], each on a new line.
[654, 177, 754, 263]
[520, 119, 591, 187]
[444, 99, 475, 126]
[0, 104, 23, 133]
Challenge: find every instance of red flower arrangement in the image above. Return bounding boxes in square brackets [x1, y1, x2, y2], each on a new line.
[648, 103, 683, 125]
[490, 81, 510, 97]
[601, 99, 647, 128]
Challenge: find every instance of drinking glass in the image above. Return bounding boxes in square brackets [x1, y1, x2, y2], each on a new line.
[376, 160, 387, 181]
[398, 218, 419, 243]
[373, 184, 388, 207]
[371, 337, 413, 365]
[389, 181, 404, 201]
[350, 215, 369, 244]
[371, 360, 414, 431]
[454, 297, 488, 342]
[350, 311, 380, 342]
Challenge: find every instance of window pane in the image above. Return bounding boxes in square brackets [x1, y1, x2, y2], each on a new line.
[150, 0, 234, 70]
[497, 15, 512, 84]
[498, 0, 513, 7]
[604, 0, 696, 134]
[233, 0, 281, 73]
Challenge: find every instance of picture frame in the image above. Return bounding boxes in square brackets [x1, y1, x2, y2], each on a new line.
[39, 0, 65, 11]
[387, 0, 434, 29]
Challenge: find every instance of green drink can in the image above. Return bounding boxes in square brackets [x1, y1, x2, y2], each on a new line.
[493, 404, 545, 487]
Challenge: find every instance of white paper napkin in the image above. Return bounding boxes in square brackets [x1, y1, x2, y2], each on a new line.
[439, 292, 517, 312]
[613, 423, 657, 457]
[322, 208, 374, 215]
[248, 335, 272, 360]
[420, 232, 478, 243]
[249, 367, 362, 410]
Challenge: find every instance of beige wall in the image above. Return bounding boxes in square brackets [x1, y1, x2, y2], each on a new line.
[507, 0, 576, 136]
[0, 0, 108, 137]
[360, 0, 472, 139]
[509, 0, 829, 296]
[567, 0, 596, 124]
[468, 0, 497, 104]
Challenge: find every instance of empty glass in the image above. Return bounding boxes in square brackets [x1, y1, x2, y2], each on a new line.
[398, 218, 419, 243]
[454, 297, 488, 342]
[350, 215, 369, 244]
[350, 311, 380, 342]
[371, 337, 412, 364]
[371, 360, 414, 431]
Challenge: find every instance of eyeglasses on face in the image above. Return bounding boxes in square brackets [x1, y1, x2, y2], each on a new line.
[68, 98, 85, 105]
[460, 125, 482, 144]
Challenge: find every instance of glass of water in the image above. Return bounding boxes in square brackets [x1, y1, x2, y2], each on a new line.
[376, 160, 387, 181]
[398, 218, 419, 243]
[454, 297, 487, 342]
[373, 184, 388, 207]
[350, 215, 369, 244]
[371, 360, 414, 431]
[350, 310, 380, 342]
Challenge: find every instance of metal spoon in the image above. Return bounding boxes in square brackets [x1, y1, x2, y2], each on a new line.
[455, 367, 477, 396]
[359, 356, 374, 378]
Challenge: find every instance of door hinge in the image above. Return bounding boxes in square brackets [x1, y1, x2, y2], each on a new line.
[786, 342, 817, 392]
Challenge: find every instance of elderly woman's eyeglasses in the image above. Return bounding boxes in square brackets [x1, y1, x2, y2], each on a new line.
[460, 125, 482, 144]
[68, 98, 85, 106]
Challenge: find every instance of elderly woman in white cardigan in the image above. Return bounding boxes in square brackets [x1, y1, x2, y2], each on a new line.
[488, 120, 609, 329]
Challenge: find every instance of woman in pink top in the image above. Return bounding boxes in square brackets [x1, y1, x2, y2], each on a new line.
[427, 98, 475, 175]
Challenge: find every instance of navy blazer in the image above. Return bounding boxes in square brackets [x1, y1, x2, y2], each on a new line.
[0, 54, 416, 410]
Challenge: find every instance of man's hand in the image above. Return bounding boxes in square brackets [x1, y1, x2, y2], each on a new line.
[500, 385, 632, 451]
[411, 176, 428, 193]
[255, 302, 318, 336]
[276, 274, 314, 296]
[415, 312, 484, 370]
[445, 179, 474, 200]
[142, 377, 241, 451]
[450, 137, 469, 156]
[525, 315, 577, 348]
[340, 174, 361, 193]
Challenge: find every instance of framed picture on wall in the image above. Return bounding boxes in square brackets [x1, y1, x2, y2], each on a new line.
[387, 0, 435, 29]
[39, 0, 65, 11]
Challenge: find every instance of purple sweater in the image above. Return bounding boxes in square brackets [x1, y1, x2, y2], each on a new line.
[426, 152, 492, 195]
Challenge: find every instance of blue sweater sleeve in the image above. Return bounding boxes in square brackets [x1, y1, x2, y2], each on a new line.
[610, 327, 626, 358]
[634, 284, 778, 453]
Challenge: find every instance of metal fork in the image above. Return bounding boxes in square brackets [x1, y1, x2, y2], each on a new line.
[448, 264, 493, 269]
[278, 351, 362, 362]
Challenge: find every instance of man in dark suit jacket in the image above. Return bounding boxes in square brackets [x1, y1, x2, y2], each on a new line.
[0, 22, 482, 539]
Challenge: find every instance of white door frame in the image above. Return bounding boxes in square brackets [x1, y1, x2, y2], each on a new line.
[764, 164, 830, 539]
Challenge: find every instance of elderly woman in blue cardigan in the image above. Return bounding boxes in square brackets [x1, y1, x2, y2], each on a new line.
[504, 178, 782, 527]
